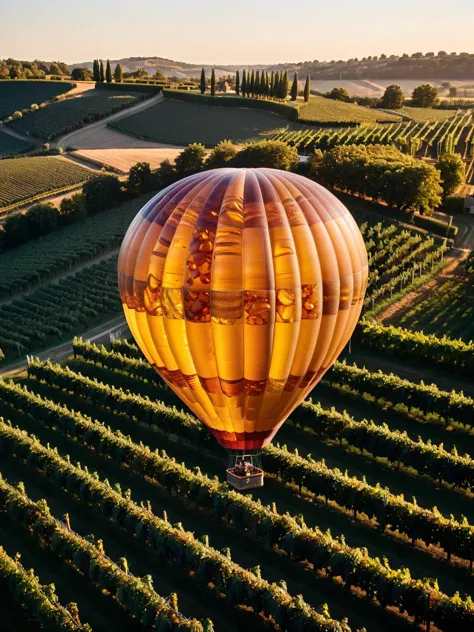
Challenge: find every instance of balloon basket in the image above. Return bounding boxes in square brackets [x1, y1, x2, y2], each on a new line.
[226, 453, 264, 491]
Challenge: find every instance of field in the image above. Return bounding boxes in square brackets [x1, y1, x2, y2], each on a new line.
[0, 257, 119, 358]
[109, 98, 293, 146]
[0, 194, 152, 299]
[270, 111, 473, 158]
[0, 80, 74, 120]
[0, 130, 34, 157]
[297, 95, 401, 124]
[381, 256, 474, 343]
[1, 181, 474, 631]
[72, 147, 183, 173]
[0, 156, 93, 212]
[8, 90, 147, 140]
[394, 106, 456, 122]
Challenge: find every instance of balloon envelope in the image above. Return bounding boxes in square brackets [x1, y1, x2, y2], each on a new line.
[118, 168, 368, 451]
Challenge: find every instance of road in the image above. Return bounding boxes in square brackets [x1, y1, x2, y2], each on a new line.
[0, 315, 130, 378]
[56, 93, 164, 150]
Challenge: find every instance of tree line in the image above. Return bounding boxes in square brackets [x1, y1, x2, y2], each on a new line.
[199, 67, 310, 102]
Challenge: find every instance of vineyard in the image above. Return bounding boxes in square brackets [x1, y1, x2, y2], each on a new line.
[0, 257, 119, 359]
[269, 112, 473, 158]
[297, 96, 401, 124]
[7, 90, 147, 140]
[0, 131, 35, 157]
[0, 156, 93, 212]
[0, 194, 152, 300]
[358, 218, 447, 307]
[383, 268, 474, 343]
[0, 80, 74, 120]
[0, 326, 474, 631]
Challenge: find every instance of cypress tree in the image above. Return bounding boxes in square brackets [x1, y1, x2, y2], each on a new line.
[254, 70, 260, 98]
[250, 70, 255, 97]
[106, 59, 113, 83]
[114, 63, 123, 83]
[265, 71, 270, 97]
[235, 69, 240, 96]
[274, 72, 280, 99]
[93, 59, 100, 82]
[290, 72, 298, 101]
[210, 68, 216, 96]
[260, 71, 266, 98]
[304, 74, 310, 102]
[241, 69, 247, 97]
[246, 70, 251, 97]
[281, 71, 289, 100]
[270, 71, 274, 98]
[99, 60, 105, 83]
[200, 68, 206, 94]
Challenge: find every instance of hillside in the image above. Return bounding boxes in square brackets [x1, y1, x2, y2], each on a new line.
[71, 51, 474, 82]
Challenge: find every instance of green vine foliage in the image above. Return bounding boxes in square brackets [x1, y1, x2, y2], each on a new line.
[0, 417, 344, 632]
[0, 541, 90, 631]
[4, 365, 474, 630]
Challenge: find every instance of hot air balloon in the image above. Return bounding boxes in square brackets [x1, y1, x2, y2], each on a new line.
[118, 168, 368, 490]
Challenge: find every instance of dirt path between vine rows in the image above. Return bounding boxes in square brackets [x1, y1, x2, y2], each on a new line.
[376, 251, 468, 324]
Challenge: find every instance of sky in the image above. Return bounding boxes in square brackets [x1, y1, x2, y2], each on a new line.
[1, 0, 473, 65]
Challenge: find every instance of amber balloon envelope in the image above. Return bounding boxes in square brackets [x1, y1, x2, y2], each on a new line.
[118, 168, 368, 451]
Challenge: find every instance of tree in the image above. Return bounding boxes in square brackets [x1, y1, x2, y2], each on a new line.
[210, 69, 216, 96]
[58, 62, 69, 75]
[127, 162, 155, 195]
[381, 85, 404, 109]
[290, 72, 298, 101]
[114, 63, 123, 83]
[241, 69, 247, 97]
[49, 62, 63, 75]
[304, 75, 310, 102]
[71, 67, 92, 81]
[106, 60, 113, 83]
[206, 140, 238, 168]
[153, 70, 166, 81]
[250, 70, 255, 97]
[200, 68, 206, 94]
[328, 87, 350, 102]
[255, 70, 260, 97]
[93, 60, 100, 82]
[280, 71, 289, 100]
[99, 60, 105, 83]
[411, 84, 439, 108]
[59, 193, 86, 225]
[155, 159, 177, 188]
[233, 140, 299, 171]
[449, 86, 458, 97]
[2, 213, 31, 247]
[235, 69, 240, 96]
[436, 153, 465, 197]
[83, 175, 122, 214]
[308, 144, 442, 214]
[175, 143, 206, 178]
[27, 203, 60, 238]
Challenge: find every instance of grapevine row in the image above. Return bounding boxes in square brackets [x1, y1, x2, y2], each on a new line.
[21, 361, 474, 568]
[0, 475, 205, 631]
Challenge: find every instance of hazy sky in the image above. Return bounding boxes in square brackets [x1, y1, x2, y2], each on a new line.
[1, 0, 473, 65]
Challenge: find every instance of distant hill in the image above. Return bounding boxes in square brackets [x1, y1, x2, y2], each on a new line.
[71, 52, 474, 81]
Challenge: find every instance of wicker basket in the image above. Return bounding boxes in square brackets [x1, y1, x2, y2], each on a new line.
[226, 467, 264, 491]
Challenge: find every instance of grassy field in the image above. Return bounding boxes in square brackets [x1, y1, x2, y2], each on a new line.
[0, 156, 93, 212]
[387, 106, 456, 122]
[8, 90, 146, 140]
[110, 98, 294, 146]
[0, 80, 74, 120]
[0, 131, 35, 157]
[297, 95, 401, 124]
